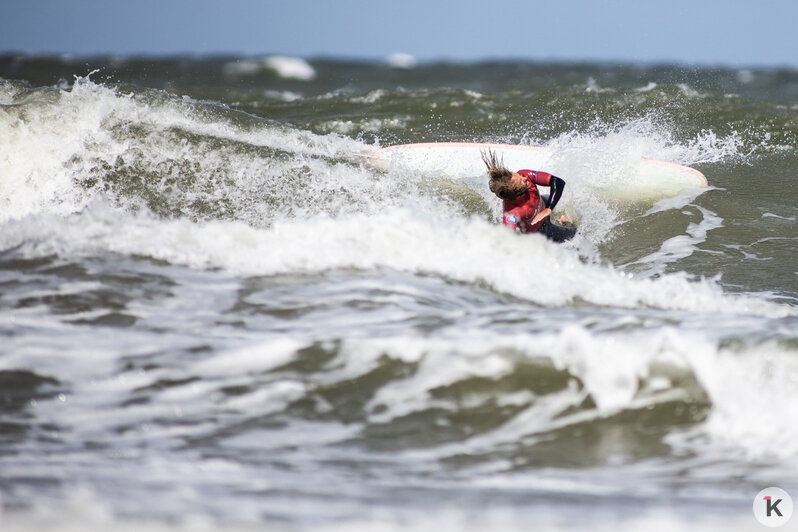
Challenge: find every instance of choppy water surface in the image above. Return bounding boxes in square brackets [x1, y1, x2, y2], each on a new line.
[0, 55, 797, 531]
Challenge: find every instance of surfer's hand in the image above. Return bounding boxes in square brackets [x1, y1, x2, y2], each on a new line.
[531, 208, 551, 226]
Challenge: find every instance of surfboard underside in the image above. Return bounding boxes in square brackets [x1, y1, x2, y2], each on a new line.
[372, 142, 708, 201]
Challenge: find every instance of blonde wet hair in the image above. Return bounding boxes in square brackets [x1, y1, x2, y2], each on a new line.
[481, 148, 522, 200]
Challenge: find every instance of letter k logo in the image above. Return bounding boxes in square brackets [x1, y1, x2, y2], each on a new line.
[754, 488, 793, 527]
[765, 495, 784, 517]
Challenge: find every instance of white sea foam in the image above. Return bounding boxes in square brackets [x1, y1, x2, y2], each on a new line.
[385, 53, 418, 69]
[545, 115, 746, 170]
[263, 56, 316, 80]
[0, 78, 373, 223]
[585, 77, 614, 94]
[224, 56, 316, 80]
[356, 328, 690, 427]
[193, 338, 305, 377]
[0, 79, 130, 221]
[666, 340, 798, 462]
[296, 326, 798, 464]
[318, 116, 407, 134]
[437, 330, 794, 464]
[0, 198, 792, 321]
[262, 90, 303, 102]
[633, 82, 658, 93]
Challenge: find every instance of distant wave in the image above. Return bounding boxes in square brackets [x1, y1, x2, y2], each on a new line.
[224, 55, 316, 80]
[385, 53, 417, 69]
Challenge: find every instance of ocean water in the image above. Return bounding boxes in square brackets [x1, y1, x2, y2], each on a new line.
[0, 54, 797, 531]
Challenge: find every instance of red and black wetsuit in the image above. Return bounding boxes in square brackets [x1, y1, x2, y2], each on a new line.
[502, 170, 575, 242]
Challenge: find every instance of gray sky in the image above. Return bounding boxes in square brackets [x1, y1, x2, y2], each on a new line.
[2, 0, 796, 67]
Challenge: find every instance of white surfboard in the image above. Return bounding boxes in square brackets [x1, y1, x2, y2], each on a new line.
[371, 142, 708, 201]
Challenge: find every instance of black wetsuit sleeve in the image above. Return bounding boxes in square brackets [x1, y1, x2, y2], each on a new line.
[545, 176, 565, 209]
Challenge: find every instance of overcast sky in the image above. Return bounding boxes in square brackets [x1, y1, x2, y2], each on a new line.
[2, 0, 796, 67]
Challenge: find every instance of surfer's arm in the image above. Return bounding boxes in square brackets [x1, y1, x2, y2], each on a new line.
[517, 170, 565, 209]
[545, 175, 565, 209]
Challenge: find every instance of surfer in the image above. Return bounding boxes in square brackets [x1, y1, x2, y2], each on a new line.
[481, 149, 576, 242]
